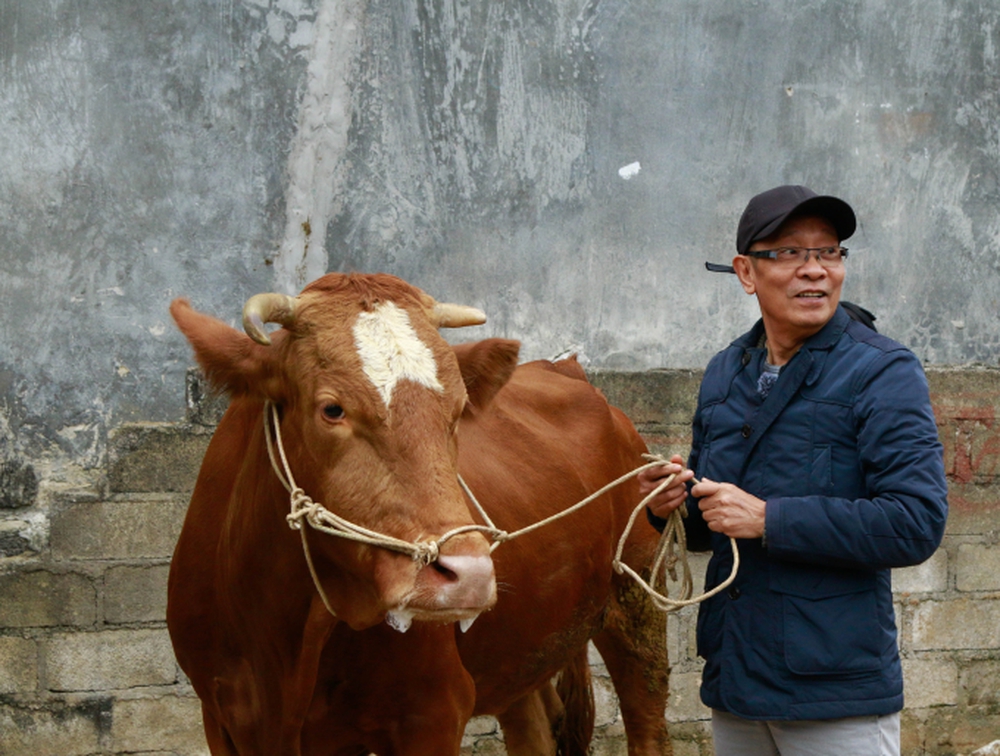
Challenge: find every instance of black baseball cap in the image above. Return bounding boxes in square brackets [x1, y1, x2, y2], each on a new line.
[736, 185, 856, 256]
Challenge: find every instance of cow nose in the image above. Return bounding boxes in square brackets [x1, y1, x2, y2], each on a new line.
[428, 553, 496, 609]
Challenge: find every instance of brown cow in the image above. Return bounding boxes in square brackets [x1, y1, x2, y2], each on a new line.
[168, 273, 671, 755]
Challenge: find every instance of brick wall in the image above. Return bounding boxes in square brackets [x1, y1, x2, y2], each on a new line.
[1, 367, 997, 756]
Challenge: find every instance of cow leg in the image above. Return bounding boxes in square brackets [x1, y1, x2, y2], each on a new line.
[201, 704, 239, 756]
[496, 685, 560, 755]
[591, 579, 673, 756]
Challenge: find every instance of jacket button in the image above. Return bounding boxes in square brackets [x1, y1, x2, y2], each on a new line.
[728, 586, 741, 600]
[741, 424, 752, 438]
[741, 351, 751, 366]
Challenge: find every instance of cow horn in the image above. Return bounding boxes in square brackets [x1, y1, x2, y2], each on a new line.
[430, 302, 487, 329]
[242, 293, 298, 345]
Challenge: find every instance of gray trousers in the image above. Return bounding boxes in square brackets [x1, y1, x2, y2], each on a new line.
[711, 709, 901, 756]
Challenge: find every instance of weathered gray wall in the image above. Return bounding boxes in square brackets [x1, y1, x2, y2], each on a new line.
[3, 0, 1000, 491]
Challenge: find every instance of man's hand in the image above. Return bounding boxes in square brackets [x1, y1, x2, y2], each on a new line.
[638, 454, 694, 520]
[693, 479, 766, 539]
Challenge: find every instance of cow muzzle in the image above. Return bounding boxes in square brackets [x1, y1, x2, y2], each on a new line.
[426, 553, 497, 608]
[383, 545, 497, 633]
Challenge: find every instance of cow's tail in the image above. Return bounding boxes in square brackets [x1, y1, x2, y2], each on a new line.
[554, 646, 595, 756]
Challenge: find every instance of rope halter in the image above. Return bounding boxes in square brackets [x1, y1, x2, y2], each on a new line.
[263, 400, 738, 618]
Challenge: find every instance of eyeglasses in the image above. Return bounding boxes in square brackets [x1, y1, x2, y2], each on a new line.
[744, 246, 849, 267]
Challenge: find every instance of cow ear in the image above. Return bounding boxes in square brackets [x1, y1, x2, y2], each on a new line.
[170, 298, 282, 398]
[452, 338, 520, 410]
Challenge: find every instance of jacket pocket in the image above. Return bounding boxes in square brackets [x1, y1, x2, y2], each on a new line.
[810, 445, 832, 493]
[770, 567, 881, 676]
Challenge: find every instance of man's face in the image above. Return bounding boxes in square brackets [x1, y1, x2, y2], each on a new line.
[732, 215, 845, 344]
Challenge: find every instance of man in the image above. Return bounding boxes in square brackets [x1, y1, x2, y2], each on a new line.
[640, 185, 948, 755]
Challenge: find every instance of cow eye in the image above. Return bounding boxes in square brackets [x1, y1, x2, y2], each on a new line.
[322, 404, 345, 421]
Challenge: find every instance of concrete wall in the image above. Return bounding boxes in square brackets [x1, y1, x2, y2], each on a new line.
[1, 366, 998, 755]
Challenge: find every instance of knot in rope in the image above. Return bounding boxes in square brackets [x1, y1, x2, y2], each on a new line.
[286, 488, 319, 530]
[413, 540, 439, 567]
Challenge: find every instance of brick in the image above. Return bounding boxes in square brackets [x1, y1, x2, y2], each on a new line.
[50, 497, 188, 561]
[938, 420, 960, 479]
[588, 369, 702, 427]
[665, 721, 714, 756]
[46, 629, 177, 691]
[589, 730, 627, 756]
[667, 609, 699, 667]
[901, 657, 958, 708]
[0, 636, 37, 694]
[956, 543, 1000, 592]
[918, 708, 1000, 756]
[665, 670, 710, 723]
[666, 553, 709, 668]
[0, 458, 38, 510]
[960, 659, 1000, 706]
[0, 698, 111, 756]
[107, 424, 213, 493]
[928, 367, 1000, 485]
[942, 481, 1000, 536]
[927, 367, 1000, 420]
[966, 421, 1000, 481]
[104, 563, 170, 623]
[0, 519, 32, 557]
[640, 434, 694, 464]
[110, 695, 208, 755]
[900, 708, 926, 756]
[671, 740, 707, 756]
[592, 672, 620, 728]
[893, 548, 948, 594]
[911, 598, 1000, 651]
[469, 738, 507, 756]
[587, 639, 607, 674]
[946, 418, 1000, 485]
[0, 570, 97, 628]
[185, 367, 229, 427]
[463, 715, 499, 738]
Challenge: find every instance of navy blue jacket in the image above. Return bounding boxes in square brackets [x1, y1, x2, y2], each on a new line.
[650, 306, 948, 720]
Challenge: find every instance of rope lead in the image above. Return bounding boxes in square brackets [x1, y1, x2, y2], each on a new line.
[263, 401, 739, 618]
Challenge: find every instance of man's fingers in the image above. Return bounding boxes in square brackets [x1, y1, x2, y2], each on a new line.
[691, 477, 720, 498]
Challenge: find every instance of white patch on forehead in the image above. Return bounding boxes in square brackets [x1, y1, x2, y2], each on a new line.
[352, 301, 443, 407]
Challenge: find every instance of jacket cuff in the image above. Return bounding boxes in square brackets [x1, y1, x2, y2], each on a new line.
[646, 506, 668, 534]
[763, 500, 776, 548]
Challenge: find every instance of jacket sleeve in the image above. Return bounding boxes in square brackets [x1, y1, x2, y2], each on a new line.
[764, 348, 948, 570]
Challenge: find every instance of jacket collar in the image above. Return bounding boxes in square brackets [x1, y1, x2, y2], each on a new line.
[733, 307, 850, 475]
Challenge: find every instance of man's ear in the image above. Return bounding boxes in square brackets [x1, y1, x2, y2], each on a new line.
[732, 255, 756, 295]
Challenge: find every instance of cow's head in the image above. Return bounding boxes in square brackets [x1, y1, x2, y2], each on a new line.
[171, 273, 519, 631]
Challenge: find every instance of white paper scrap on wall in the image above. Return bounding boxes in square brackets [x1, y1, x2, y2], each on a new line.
[618, 161, 641, 180]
